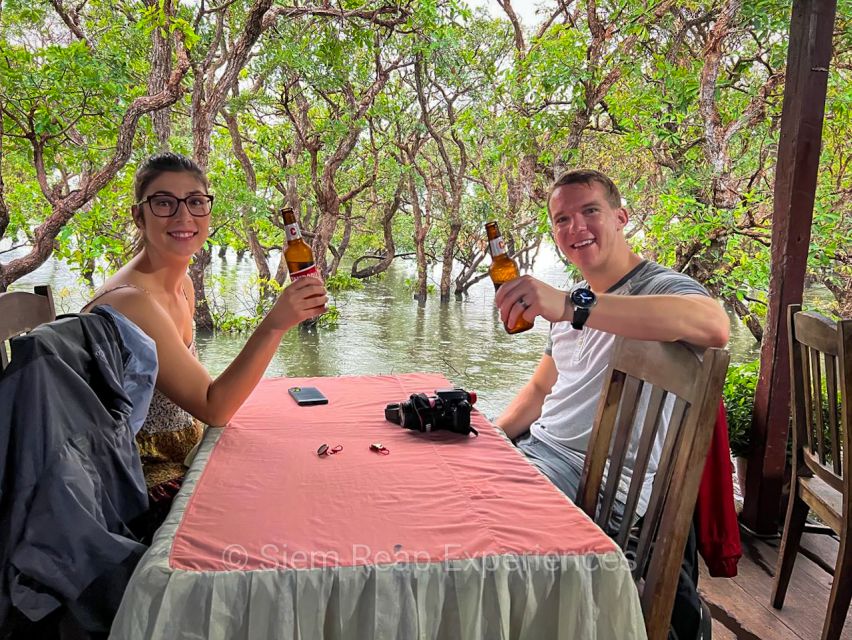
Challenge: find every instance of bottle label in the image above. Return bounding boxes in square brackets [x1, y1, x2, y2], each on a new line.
[290, 264, 319, 280]
[489, 237, 506, 256]
[285, 223, 302, 241]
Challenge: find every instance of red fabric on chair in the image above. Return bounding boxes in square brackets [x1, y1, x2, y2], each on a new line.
[695, 401, 742, 577]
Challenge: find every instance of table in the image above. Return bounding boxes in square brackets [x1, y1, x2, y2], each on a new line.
[111, 373, 646, 639]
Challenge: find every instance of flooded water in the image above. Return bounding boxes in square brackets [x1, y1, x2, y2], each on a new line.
[7, 242, 765, 418]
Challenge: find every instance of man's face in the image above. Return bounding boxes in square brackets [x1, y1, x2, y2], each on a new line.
[549, 181, 629, 274]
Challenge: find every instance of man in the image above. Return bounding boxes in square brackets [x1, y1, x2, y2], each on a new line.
[495, 168, 728, 506]
[494, 169, 729, 639]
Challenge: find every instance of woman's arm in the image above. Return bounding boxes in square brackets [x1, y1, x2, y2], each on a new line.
[102, 277, 327, 426]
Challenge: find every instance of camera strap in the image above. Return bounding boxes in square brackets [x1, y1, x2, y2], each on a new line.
[410, 393, 433, 431]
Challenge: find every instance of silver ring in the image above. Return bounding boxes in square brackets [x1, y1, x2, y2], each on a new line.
[518, 296, 531, 310]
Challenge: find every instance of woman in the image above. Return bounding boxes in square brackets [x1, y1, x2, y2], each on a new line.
[84, 152, 327, 532]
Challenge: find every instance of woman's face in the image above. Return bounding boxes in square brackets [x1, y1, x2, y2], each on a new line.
[133, 171, 211, 261]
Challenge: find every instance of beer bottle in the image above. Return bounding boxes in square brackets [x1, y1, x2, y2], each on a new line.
[486, 221, 533, 335]
[282, 207, 319, 281]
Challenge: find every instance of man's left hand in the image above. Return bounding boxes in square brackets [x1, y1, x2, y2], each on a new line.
[494, 275, 570, 327]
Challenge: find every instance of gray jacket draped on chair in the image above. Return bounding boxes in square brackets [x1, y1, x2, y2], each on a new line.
[0, 309, 154, 634]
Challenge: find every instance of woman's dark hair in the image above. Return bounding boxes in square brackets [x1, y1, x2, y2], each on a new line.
[133, 152, 208, 202]
[549, 169, 622, 210]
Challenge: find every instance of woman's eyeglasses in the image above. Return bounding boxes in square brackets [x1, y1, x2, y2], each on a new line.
[137, 194, 214, 217]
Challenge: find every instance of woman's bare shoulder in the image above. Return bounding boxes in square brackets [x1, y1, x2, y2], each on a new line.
[85, 282, 154, 318]
[85, 270, 149, 306]
[89, 283, 183, 344]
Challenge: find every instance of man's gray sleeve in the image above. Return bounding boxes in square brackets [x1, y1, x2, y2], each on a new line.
[542, 268, 710, 356]
[641, 271, 710, 297]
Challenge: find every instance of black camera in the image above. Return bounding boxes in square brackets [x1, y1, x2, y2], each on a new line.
[385, 388, 478, 436]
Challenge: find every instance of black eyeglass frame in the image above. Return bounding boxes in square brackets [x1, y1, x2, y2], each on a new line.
[135, 194, 215, 218]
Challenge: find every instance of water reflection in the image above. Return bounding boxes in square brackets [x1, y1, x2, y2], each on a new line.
[6, 241, 776, 416]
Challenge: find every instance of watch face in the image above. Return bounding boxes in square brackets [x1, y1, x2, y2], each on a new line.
[571, 288, 596, 307]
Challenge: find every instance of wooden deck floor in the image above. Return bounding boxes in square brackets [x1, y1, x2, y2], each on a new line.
[699, 526, 850, 639]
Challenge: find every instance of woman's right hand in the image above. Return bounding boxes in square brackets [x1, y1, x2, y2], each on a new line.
[268, 277, 328, 330]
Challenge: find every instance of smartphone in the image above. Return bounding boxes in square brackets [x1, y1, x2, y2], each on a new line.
[288, 386, 329, 406]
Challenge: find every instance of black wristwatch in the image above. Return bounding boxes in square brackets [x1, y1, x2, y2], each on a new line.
[569, 287, 597, 330]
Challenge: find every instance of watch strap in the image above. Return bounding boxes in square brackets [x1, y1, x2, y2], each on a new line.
[571, 307, 590, 330]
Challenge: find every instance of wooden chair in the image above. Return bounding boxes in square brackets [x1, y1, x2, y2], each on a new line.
[771, 304, 852, 640]
[576, 337, 729, 640]
[0, 285, 56, 373]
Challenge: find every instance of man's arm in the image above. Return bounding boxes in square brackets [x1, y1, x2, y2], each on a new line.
[496, 277, 730, 349]
[575, 292, 729, 347]
[494, 354, 558, 440]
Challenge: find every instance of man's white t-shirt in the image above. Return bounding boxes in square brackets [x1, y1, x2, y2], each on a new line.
[529, 260, 710, 515]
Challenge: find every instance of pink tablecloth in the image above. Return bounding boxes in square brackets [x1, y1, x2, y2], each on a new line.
[112, 374, 646, 640]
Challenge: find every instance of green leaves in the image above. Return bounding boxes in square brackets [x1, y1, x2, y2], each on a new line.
[723, 359, 760, 457]
[2, 0, 850, 323]
[325, 273, 365, 292]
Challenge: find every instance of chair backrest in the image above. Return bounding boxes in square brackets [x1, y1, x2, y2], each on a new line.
[788, 304, 852, 495]
[576, 337, 729, 640]
[0, 285, 56, 373]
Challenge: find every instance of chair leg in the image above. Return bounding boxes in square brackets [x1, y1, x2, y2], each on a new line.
[771, 488, 809, 609]
[822, 533, 852, 640]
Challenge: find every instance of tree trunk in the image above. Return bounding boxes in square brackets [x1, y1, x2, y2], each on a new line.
[723, 293, 764, 343]
[328, 203, 353, 277]
[351, 183, 402, 279]
[312, 188, 340, 279]
[224, 109, 272, 292]
[517, 236, 542, 271]
[438, 175, 465, 302]
[147, 0, 173, 149]
[454, 256, 489, 296]
[410, 174, 430, 302]
[287, 60, 389, 281]
[439, 217, 462, 303]
[189, 249, 213, 330]
[188, 70, 216, 329]
[823, 276, 852, 318]
[274, 253, 288, 286]
[245, 220, 271, 284]
[413, 55, 467, 304]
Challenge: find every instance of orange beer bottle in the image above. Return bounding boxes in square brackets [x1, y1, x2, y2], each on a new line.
[282, 207, 319, 281]
[486, 221, 533, 335]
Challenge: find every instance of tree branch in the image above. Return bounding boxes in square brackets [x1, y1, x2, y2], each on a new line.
[699, 0, 741, 174]
[49, 0, 93, 50]
[1, 33, 191, 288]
[496, 0, 526, 55]
[262, 3, 411, 31]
